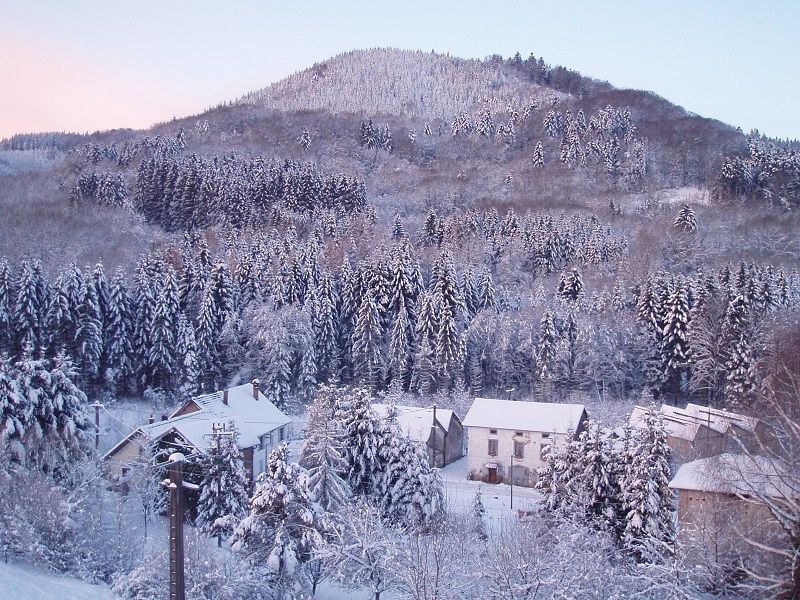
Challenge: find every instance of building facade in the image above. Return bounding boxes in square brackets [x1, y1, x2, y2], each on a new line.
[462, 398, 587, 487]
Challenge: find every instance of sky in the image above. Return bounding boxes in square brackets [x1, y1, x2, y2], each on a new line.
[2, 0, 799, 140]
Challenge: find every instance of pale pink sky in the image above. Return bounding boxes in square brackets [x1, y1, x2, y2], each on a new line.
[2, 1, 799, 141]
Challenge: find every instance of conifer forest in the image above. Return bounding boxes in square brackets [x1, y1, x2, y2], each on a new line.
[1, 49, 799, 599]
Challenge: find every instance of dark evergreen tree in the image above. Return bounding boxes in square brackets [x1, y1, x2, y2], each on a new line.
[197, 423, 250, 545]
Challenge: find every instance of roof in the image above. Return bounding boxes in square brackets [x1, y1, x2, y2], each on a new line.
[104, 382, 291, 460]
[462, 398, 586, 434]
[630, 404, 760, 441]
[669, 453, 792, 498]
[372, 404, 457, 444]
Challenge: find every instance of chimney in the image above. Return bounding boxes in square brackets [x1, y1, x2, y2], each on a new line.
[223, 389, 229, 406]
[252, 379, 260, 400]
[149, 413, 154, 424]
[161, 413, 168, 421]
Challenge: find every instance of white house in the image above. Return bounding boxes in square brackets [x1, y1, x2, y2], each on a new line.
[462, 397, 587, 487]
[372, 404, 464, 467]
[104, 380, 292, 481]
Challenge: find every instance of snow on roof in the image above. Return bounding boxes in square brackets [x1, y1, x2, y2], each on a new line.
[630, 404, 760, 441]
[104, 382, 291, 459]
[669, 453, 792, 498]
[462, 398, 585, 434]
[630, 406, 704, 441]
[683, 403, 760, 434]
[372, 404, 455, 443]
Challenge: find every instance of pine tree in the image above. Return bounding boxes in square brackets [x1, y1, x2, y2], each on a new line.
[299, 389, 352, 512]
[673, 204, 698, 232]
[532, 141, 544, 167]
[232, 445, 322, 595]
[537, 309, 559, 385]
[659, 282, 691, 400]
[175, 313, 200, 396]
[336, 388, 381, 495]
[351, 286, 385, 391]
[433, 251, 465, 388]
[74, 274, 103, 382]
[722, 294, 758, 405]
[13, 260, 46, 353]
[0, 259, 13, 352]
[197, 423, 250, 545]
[299, 129, 311, 151]
[556, 267, 585, 303]
[147, 270, 179, 390]
[388, 298, 413, 389]
[103, 268, 134, 391]
[472, 484, 487, 540]
[620, 410, 675, 562]
[412, 292, 438, 394]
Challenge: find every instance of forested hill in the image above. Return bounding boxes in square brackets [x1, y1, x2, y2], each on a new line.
[0, 46, 798, 409]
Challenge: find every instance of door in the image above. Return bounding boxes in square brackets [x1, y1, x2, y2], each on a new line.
[487, 467, 498, 484]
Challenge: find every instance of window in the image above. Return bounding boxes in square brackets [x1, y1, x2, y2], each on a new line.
[488, 439, 498, 456]
[514, 441, 524, 459]
[541, 432, 551, 439]
[279, 427, 285, 442]
[489, 429, 498, 435]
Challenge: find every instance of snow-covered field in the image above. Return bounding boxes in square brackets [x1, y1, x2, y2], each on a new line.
[0, 562, 117, 600]
[440, 456, 541, 524]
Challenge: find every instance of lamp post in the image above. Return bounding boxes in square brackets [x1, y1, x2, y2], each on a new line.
[510, 452, 513, 510]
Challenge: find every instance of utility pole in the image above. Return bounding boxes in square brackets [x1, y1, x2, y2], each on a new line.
[168, 453, 186, 600]
[510, 453, 514, 510]
[91, 401, 103, 450]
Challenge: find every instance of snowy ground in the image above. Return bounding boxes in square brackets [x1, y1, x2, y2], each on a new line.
[440, 456, 542, 525]
[0, 561, 117, 600]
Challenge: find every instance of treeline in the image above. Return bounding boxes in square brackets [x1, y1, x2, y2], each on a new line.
[506, 51, 613, 97]
[714, 133, 800, 207]
[448, 100, 646, 188]
[132, 154, 367, 232]
[1, 202, 797, 409]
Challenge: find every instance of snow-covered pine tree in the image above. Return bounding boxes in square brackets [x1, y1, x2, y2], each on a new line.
[44, 272, 76, 356]
[351, 285, 385, 391]
[311, 272, 339, 382]
[13, 260, 46, 354]
[620, 409, 675, 562]
[197, 422, 250, 546]
[299, 388, 352, 512]
[433, 251, 465, 389]
[388, 297, 413, 389]
[336, 388, 381, 495]
[147, 269, 179, 390]
[411, 291, 438, 394]
[175, 312, 200, 397]
[673, 204, 698, 232]
[0, 259, 13, 352]
[532, 141, 545, 167]
[74, 273, 103, 382]
[537, 309, 559, 390]
[231, 444, 322, 596]
[578, 423, 616, 530]
[722, 294, 758, 406]
[472, 484, 488, 540]
[47, 352, 93, 466]
[299, 129, 311, 151]
[659, 282, 691, 400]
[556, 267, 585, 303]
